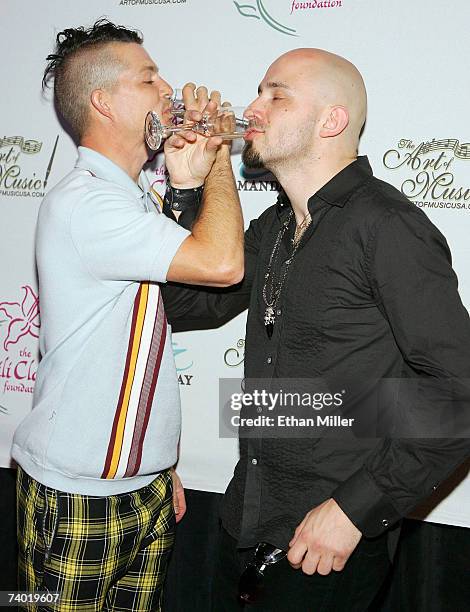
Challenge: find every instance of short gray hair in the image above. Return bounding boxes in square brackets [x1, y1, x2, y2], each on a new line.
[43, 19, 143, 139]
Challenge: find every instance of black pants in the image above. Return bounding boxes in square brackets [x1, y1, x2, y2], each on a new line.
[212, 527, 391, 612]
[163, 490, 223, 611]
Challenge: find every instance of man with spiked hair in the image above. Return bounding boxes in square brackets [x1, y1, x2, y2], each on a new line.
[12, 19, 243, 611]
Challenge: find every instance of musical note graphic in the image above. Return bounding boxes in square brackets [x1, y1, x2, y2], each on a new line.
[0, 136, 42, 154]
[418, 138, 470, 160]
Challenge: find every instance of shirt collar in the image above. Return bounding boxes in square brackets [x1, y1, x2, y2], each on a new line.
[309, 155, 373, 210]
[75, 146, 147, 200]
[276, 156, 373, 218]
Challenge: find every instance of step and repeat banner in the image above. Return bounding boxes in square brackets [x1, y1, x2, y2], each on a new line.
[1, 0, 469, 527]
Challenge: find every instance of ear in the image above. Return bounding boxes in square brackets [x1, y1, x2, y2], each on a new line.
[90, 89, 114, 121]
[319, 106, 349, 138]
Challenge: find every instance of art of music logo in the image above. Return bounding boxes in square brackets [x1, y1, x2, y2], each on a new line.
[233, 0, 344, 36]
[0, 135, 59, 198]
[383, 138, 470, 212]
[0, 285, 39, 396]
[118, 0, 188, 6]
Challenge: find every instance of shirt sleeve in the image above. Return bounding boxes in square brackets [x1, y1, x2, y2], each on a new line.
[332, 206, 470, 537]
[70, 185, 190, 283]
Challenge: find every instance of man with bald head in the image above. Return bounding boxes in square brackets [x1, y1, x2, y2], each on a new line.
[242, 48, 367, 227]
[162, 48, 470, 610]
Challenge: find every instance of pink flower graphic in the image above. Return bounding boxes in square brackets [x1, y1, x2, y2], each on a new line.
[0, 285, 40, 351]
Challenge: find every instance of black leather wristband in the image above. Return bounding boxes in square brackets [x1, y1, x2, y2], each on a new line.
[163, 184, 204, 212]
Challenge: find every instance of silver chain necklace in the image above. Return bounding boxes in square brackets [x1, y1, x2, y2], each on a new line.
[262, 210, 310, 338]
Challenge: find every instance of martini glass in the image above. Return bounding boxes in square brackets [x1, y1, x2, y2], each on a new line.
[145, 106, 260, 151]
[168, 88, 185, 120]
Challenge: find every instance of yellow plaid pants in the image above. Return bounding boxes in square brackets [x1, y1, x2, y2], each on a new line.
[17, 466, 175, 611]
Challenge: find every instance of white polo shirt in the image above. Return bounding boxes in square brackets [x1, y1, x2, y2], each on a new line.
[12, 146, 190, 495]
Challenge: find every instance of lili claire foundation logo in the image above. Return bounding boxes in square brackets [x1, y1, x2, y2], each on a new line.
[234, 1, 297, 36]
[145, 153, 167, 207]
[0, 285, 39, 395]
[290, 0, 343, 13]
[234, 0, 344, 36]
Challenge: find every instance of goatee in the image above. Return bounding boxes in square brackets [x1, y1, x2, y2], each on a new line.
[242, 142, 264, 169]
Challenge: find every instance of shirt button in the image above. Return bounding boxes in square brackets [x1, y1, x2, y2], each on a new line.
[251, 458, 258, 465]
[276, 309, 282, 316]
[267, 356, 272, 364]
[381, 519, 389, 527]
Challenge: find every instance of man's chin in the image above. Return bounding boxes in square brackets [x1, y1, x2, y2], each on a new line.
[242, 142, 265, 169]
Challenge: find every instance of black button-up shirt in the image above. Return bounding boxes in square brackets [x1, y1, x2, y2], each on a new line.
[162, 156, 470, 549]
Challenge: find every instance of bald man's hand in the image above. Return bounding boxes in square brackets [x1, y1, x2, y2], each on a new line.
[164, 83, 225, 189]
[287, 498, 362, 575]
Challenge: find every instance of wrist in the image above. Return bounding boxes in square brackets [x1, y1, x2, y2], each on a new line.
[216, 145, 232, 162]
[169, 180, 204, 190]
[163, 183, 204, 213]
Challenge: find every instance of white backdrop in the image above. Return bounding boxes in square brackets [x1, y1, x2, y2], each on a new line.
[1, 0, 469, 528]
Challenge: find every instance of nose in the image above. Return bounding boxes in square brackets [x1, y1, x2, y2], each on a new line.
[244, 98, 265, 126]
[159, 76, 173, 99]
[243, 105, 255, 120]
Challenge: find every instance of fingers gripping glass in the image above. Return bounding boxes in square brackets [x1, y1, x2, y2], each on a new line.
[238, 542, 287, 605]
[145, 106, 254, 151]
[168, 88, 238, 119]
